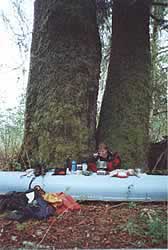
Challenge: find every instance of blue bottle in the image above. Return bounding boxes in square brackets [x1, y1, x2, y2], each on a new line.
[71, 160, 77, 173]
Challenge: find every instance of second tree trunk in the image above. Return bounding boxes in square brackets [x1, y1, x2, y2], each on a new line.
[97, 0, 152, 168]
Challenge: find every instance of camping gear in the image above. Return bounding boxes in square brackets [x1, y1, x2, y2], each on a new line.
[97, 170, 107, 175]
[71, 160, 77, 173]
[0, 191, 28, 212]
[4, 190, 55, 222]
[53, 167, 66, 175]
[0, 171, 167, 201]
[42, 192, 81, 215]
[82, 161, 88, 171]
[97, 160, 107, 170]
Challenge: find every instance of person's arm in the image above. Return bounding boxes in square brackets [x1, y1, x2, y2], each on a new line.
[107, 152, 121, 171]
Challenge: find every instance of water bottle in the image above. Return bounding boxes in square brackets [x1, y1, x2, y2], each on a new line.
[82, 160, 88, 172]
[71, 160, 77, 174]
[65, 158, 71, 175]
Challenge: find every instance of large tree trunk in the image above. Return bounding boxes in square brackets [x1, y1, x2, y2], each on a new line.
[97, 0, 152, 168]
[22, 0, 101, 165]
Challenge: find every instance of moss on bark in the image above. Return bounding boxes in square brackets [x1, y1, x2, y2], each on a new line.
[97, 0, 152, 168]
[21, 0, 101, 165]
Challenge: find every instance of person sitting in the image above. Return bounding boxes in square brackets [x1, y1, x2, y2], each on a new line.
[88, 143, 121, 172]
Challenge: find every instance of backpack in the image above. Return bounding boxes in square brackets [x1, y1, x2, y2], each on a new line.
[0, 192, 28, 212]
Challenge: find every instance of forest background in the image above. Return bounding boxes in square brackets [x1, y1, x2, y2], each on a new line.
[0, 0, 167, 170]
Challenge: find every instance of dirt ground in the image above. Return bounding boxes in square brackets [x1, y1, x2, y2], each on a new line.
[0, 201, 167, 249]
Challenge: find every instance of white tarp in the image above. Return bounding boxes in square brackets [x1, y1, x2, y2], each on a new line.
[0, 171, 167, 201]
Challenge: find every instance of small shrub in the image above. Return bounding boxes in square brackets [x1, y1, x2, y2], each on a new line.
[128, 201, 137, 209]
[145, 216, 167, 243]
[119, 218, 141, 236]
[119, 207, 167, 245]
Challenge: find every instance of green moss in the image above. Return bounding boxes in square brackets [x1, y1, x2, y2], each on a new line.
[25, 103, 93, 165]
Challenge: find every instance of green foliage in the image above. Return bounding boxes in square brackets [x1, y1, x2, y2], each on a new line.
[119, 218, 141, 236]
[150, 3, 168, 142]
[140, 208, 167, 243]
[150, 45, 167, 142]
[146, 216, 167, 243]
[0, 95, 25, 169]
[128, 201, 137, 209]
[119, 208, 167, 244]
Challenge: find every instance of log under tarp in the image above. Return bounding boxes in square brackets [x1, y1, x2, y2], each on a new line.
[0, 171, 167, 201]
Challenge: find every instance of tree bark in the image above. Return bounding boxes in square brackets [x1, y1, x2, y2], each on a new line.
[97, 0, 152, 168]
[22, 0, 101, 165]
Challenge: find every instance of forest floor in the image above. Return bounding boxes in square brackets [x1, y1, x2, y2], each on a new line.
[0, 201, 167, 249]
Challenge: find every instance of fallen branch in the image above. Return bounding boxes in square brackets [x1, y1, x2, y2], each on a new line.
[152, 148, 167, 172]
[36, 209, 69, 248]
[110, 202, 128, 208]
[36, 217, 57, 248]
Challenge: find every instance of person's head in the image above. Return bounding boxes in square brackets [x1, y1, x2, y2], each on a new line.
[98, 143, 109, 158]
